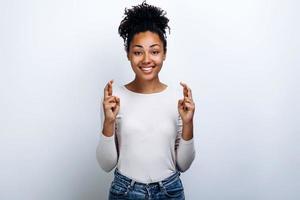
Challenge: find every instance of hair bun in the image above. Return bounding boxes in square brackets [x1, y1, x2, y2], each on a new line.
[126, 2, 169, 34]
[118, 1, 170, 43]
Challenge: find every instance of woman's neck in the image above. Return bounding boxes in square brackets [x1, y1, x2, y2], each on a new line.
[125, 77, 167, 94]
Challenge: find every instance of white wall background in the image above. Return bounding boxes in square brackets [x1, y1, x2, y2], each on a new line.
[0, 0, 299, 199]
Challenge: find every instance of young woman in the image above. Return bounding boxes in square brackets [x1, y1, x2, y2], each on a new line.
[97, 2, 196, 199]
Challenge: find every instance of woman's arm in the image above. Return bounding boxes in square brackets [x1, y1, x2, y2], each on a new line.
[176, 82, 196, 172]
[96, 122, 118, 172]
[175, 116, 196, 172]
[96, 80, 120, 172]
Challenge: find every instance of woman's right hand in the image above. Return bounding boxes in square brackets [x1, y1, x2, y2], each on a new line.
[102, 80, 120, 123]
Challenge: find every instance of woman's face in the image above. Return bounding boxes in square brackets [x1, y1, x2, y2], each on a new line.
[127, 31, 166, 82]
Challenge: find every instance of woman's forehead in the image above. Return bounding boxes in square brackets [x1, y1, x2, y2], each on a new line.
[131, 32, 163, 48]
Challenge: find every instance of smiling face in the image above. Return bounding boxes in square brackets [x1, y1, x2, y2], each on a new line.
[127, 31, 166, 82]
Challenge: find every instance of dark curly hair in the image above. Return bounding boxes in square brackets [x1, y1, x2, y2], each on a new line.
[118, 1, 170, 53]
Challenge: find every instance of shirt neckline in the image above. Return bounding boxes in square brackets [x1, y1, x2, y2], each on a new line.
[121, 85, 169, 96]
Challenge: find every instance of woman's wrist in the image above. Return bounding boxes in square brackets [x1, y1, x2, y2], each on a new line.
[104, 118, 116, 125]
[182, 121, 194, 141]
[182, 119, 194, 127]
[102, 119, 115, 137]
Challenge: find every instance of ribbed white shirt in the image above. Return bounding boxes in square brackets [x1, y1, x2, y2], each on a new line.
[96, 85, 195, 183]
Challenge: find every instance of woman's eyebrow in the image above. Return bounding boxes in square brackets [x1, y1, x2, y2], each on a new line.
[132, 45, 143, 48]
[150, 44, 160, 47]
[132, 44, 160, 48]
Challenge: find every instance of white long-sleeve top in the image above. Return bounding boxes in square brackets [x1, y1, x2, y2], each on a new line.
[96, 84, 195, 184]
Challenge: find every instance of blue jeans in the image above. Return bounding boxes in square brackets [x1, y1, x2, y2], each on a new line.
[109, 168, 185, 200]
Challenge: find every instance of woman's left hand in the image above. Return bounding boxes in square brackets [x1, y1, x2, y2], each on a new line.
[178, 82, 195, 124]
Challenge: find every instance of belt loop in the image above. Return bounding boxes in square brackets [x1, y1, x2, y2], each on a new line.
[127, 179, 135, 191]
[130, 180, 135, 188]
[125, 180, 135, 195]
[158, 181, 164, 189]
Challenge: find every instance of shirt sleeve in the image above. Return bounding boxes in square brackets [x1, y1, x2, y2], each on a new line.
[175, 114, 196, 172]
[96, 96, 118, 172]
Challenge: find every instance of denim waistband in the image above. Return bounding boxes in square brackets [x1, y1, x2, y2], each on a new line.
[114, 168, 180, 188]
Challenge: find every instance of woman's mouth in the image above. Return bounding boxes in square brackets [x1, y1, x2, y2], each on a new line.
[140, 66, 154, 74]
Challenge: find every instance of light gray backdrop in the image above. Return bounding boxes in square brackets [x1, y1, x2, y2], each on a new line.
[0, 0, 299, 199]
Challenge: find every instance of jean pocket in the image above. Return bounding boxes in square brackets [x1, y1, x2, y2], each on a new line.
[109, 180, 129, 198]
[162, 178, 184, 198]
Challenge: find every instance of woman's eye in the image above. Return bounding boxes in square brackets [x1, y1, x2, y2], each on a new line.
[152, 51, 159, 55]
[134, 52, 142, 56]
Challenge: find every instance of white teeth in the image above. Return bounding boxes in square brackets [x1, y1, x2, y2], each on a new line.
[142, 67, 152, 71]
[141, 67, 153, 72]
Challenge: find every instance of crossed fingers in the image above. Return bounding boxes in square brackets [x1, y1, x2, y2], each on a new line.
[180, 82, 193, 99]
[179, 82, 195, 111]
[104, 80, 114, 98]
[103, 80, 119, 111]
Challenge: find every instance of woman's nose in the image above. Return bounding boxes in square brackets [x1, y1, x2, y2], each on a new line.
[142, 53, 150, 64]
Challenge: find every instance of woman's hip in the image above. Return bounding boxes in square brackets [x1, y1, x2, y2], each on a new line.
[108, 168, 185, 200]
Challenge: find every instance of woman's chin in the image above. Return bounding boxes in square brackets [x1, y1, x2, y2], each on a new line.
[137, 74, 158, 81]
